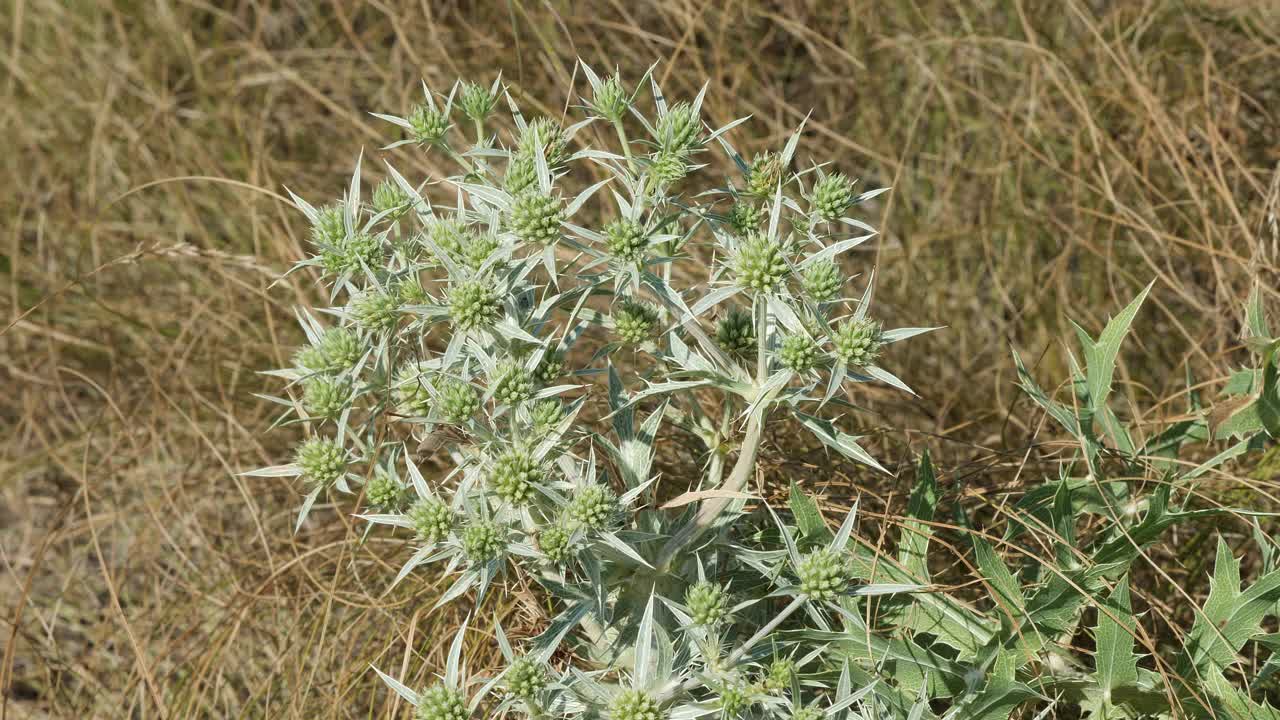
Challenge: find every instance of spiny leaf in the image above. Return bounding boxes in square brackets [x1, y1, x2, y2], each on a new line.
[899, 450, 937, 581]
[1077, 281, 1154, 417]
[1093, 577, 1140, 708]
[1181, 537, 1280, 675]
[789, 480, 832, 545]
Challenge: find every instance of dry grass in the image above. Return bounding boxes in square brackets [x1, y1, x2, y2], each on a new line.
[2, 0, 1279, 717]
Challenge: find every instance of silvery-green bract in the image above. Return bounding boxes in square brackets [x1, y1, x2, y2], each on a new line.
[247, 60, 1280, 720]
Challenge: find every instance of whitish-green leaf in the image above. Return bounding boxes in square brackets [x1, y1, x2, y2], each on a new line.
[1181, 537, 1280, 675]
[793, 412, 887, 474]
[634, 593, 657, 688]
[1093, 577, 1140, 708]
[372, 665, 420, 705]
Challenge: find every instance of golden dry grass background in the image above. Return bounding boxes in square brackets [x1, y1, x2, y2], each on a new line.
[3, 0, 1279, 717]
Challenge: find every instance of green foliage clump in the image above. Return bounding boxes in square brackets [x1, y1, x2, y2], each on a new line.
[251, 63, 1280, 720]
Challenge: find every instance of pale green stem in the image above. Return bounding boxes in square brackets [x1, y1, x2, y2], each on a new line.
[726, 595, 805, 666]
[655, 296, 772, 570]
[442, 144, 473, 173]
[613, 118, 635, 171]
[655, 410, 764, 570]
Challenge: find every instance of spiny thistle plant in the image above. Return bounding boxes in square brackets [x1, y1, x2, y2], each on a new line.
[248, 62, 1280, 719]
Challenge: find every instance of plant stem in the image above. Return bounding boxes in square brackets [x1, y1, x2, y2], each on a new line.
[655, 410, 764, 570]
[655, 298, 773, 570]
[613, 118, 635, 171]
[728, 595, 805, 666]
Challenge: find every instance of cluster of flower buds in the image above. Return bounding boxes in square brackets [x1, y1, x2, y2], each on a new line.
[251, 60, 932, 720]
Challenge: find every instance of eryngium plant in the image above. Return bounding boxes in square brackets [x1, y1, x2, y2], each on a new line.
[248, 61, 1280, 719]
[248, 60, 928, 718]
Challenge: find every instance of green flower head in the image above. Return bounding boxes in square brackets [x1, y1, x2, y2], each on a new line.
[491, 361, 535, 406]
[372, 179, 411, 219]
[460, 234, 501, 271]
[409, 104, 450, 146]
[504, 656, 548, 699]
[352, 291, 402, 334]
[439, 379, 480, 424]
[409, 498, 454, 543]
[316, 327, 363, 372]
[534, 350, 565, 385]
[647, 151, 688, 192]
[518, 117, 568, 167]
[795, 547, 851, 601]
[302, 376, 349, 419]
[613, 300, 659, 345]
[762, 658, 796, 692]
[509, 191, 565, 246]
[716, 307, 756, 356]
[811, 172, 854, 222]
[566, 483, 618, 533]
[610, 689, 665, 720]
[656, 101, 701, 154]
[537, 522, 574, 564]
[685, 581, 730, 626]
[504, 155, 538, 196]
[427, 218, 468, 259]
[365, 471, 408, 512]
[490, 446, 542, 505]
[604, 218, 649, 265]
[461, 520, 505, 564]
[448, 279, 502, 332]
[397, 276, 430, 305]
[784, 335, 825, 374]
[296, 437, 348, 489]
[747, 151, 785, 198]
[733, 234, 789, 293]
[591, 74, 630, 122]
[414, 685, 468, 720]
[310, 202, 346, 247]
[831, 318, 882, 366]
[801, 260, 842, 303]
[530, 399, 564, 434]
[728, 201, 764, 236]
[319, 232, 384, 277]
[293, 344, 328, 373]
[458, 81, 497, 122]
[791, 706, 823, 720]
[715, 679, 756, 716]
